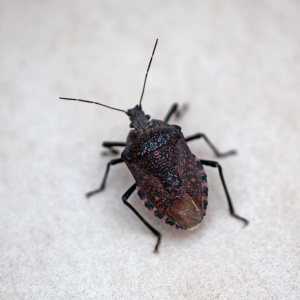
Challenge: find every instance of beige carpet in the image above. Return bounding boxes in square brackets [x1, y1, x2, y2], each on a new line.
[1, 1, 299, 299]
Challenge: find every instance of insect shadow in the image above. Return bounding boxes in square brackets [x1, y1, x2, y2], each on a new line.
[60, 39, 249, 253]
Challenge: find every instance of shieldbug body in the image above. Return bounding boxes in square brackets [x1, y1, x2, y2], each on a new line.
[60, 39, 248, 252]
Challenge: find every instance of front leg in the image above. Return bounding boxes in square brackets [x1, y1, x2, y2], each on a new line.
[102, 141, 126, 155]
[164, 103, 188, 123]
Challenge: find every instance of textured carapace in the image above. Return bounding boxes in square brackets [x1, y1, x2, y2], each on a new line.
[121, 118, 208, 230]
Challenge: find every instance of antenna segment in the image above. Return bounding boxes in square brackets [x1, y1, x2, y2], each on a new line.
[59, 97, 128, 114]
[139, 39, 158, 108]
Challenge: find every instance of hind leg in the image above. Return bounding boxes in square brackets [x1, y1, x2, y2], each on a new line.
[201, 159, 249, 225]
[122, 183, 161, 253]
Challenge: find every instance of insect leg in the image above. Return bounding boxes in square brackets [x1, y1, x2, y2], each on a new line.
[122, 183, 161, 253]
[102, 141, 126, 155]
[164, 103, 188, 123]
[185, 133, 236, 157]
[201, 159, 249, 226]
[164, 103, 178, 122]
[86, 158, 124, 198]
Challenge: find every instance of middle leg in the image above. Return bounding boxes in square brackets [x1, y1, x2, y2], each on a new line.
[86, 157, 124, 198]
[185, 133, 236, 158]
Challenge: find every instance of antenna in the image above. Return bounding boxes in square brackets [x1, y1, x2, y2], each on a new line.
[139, 39, 158, 108]
[59, 97, 128, 114]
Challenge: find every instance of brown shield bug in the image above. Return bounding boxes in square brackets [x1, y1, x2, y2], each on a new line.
[60, 39, 249, 252]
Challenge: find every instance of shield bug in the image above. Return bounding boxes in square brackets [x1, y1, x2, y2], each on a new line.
[60, 39, 249, 252]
